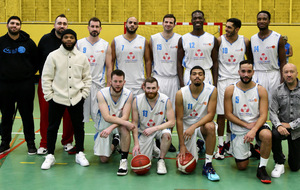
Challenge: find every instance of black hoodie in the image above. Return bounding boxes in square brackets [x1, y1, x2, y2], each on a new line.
[0, 30, 38, 82]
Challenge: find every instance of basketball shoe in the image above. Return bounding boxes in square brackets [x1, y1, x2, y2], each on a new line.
[202, 163, 220, 181]
[257, 165, 271, 184]
[157, 159, 167, 174]
[41, 154, 55, 170]
[76, 151, 89, 167]
[117, 159, 128, 176]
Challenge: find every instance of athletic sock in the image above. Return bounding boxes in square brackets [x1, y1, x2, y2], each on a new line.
[226, 133, 231, 143]
[205, 154, 213, 165]
[259, 157, 269, 168]
[218, 136, 224, 146]
[120, 151, 129, 160]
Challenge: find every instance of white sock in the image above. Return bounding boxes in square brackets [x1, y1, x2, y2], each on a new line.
[226, 133, 231, 143]
[205, 154, 213, 165]
[259, 157, 269, 168]
[218, 136, 224, 146]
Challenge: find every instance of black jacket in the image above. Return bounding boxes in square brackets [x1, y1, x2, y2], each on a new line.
[0, 30, 38, 82]
[38, 28, 62, 75]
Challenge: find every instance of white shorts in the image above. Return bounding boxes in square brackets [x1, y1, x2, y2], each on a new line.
[154, 74, 179, 110]
[253, 70, 280, 104]
[138, 129, 171, 160]
[94, 131, 114, 157]
[216, 78, 239, 115]
[184, 68, 213, 86]
[126, 86, 144, 98]
[183, 127, 204, 162]
[83, 83, 104, 122]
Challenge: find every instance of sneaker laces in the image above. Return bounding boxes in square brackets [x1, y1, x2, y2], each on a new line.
[119, 159, 127, 170]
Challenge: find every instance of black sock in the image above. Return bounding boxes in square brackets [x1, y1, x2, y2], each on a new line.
[120, 151, 128, 159]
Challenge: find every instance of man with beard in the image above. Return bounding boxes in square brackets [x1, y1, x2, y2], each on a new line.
[111, 17, 151, 96]
[176, 66, 220, 181]
[250, 10, 286, 104]
[131, 77, 175, 174]
[37, 14, 74, 155]
[177, 10, 218, 87]
[95, 70, 134, 176]
[150, 14, 181, 152]
[77, 17, 115, 143]
[270, 63, 300, 177]
[215, 18, 251, 160]
[0, 16, 38, 155]
[224, 60, 272, 184]
[41, 29, 91, 170]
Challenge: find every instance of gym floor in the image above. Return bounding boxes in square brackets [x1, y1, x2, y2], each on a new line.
[0, 85, 298, 190]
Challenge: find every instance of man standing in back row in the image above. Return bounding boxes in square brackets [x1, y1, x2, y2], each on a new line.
[111, 16, 151, 96]
[251, 10, 286, 104]
[177, 10, 218, 87]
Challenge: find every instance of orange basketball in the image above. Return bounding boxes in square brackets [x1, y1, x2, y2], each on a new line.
[131, 154, 151, 175]
[176, 152, 196, 174]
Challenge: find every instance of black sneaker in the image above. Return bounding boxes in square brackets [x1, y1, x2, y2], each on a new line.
[224, 141, 230, 153]
[197, 139, 205, 153]
[0, 143, 10, 155]
[257, 165, 271, 184]
[27, 142, 37, 155]
[250, 143, 260, 159]
[168, 143, 176, 152]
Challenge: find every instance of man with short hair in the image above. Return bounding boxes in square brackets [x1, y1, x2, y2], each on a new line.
[215, 18, 251, 159]
[176, 66, 220, 181]
[132, 77, 175, 174]
[150, 14, 181, 152]
[77, 17, 112, 128]
[37, 14, 74, 155]
[250, 10, 286, 104]
[270, 63, 300, 178]
[95, 69, 134, 176]
[224, 60, 272, 184]
[111, 17, 151, 96]
[177, 10, 218, 87]
[0, 16, 38, 155]
[283, 36, 293, 63]
[41, 29, 92, 170]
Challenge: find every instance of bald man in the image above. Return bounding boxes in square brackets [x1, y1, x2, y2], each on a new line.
[111, 17, 151, 97]
[270, 63, 300, 178]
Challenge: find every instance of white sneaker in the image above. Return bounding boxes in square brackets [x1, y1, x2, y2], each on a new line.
[75, 151, 89, 167]
[214, 151, 225, 160]
[157, 159, 167, 174]
[271, 164, 285, 178]
[153, 144, 160, 159]
[63, 143, 73, 152]
[37, 147, 48, 155]
[41, 154, 55, 170]
[117, 159, 128, 176]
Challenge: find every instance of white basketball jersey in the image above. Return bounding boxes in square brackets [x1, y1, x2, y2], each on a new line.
[230, 82, 260, 135]
[136, 92, 169, 133]
[181, 83, 215, 129]
[114, 35, 146, 88]
[251, 31, 281, 70]
[77, 38, 108, 88]
[151, 33, 181, 77]
[218, 35, 246, 80]
[95, 87, 132, 131]
[181, 32, 215, 70]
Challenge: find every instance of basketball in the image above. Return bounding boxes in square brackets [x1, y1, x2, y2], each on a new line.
[176, 152, 197, 174]
[131, 154, 152, 175]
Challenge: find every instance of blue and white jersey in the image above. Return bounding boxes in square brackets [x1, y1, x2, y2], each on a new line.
[181, 83, 215, 129]
[251, 31, 281, 71]
[230, 82, 260, 135]
[151, 32, 181, 77]
[77, 38, 109, 88]
[114, 34, 146, 89]
[135, 92, 169, 133]
[218, 35, 246, 80]
[95, 87, 131, 131]
[181, 32, 215, 70]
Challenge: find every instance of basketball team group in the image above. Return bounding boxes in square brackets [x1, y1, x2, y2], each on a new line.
[0, 9, 299, 184]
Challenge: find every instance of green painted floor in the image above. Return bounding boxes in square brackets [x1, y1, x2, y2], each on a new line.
[0, 85, 299, 190]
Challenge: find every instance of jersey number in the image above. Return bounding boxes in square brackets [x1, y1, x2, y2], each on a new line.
[189, 42, 195, 48]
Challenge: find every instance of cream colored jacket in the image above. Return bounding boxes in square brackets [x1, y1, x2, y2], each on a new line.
[42, 45, 91, 106]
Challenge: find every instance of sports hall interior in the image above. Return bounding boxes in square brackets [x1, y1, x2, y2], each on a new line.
[0, 0, 299, 189]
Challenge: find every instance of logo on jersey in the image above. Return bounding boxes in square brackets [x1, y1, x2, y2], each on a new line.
[88, 55, 96, 65]
[239, 104, 253, 116]
[227, 55, 236, 63]
[241, 104, 249, 113]
[126, 52, 137, 62]
[134, 46, 143, 49]
[3, 46, 26, 54]
[189, 110, 199, 117]
[147, 119, 156, 127]
[194, 49, 205, 60]
[266, 45, 276, 49]
[248, 97, 258, 103]
[203, 43, 212, 46]
[155, 111, 164, 115]
[96, 50, 105, 53]
[163, 53, 170, 60]
[235, 48, 244, 52]
[170, 45, 178, 49]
